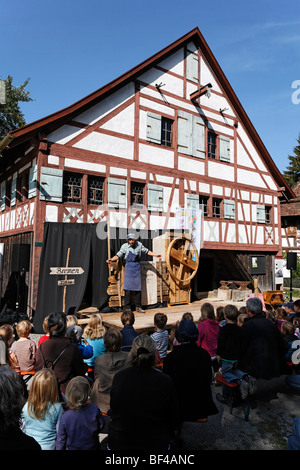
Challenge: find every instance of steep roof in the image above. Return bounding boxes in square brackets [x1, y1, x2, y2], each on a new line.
[3, 27, 295, 199]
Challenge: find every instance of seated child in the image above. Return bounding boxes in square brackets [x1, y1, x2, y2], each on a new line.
[0, 324, 20, 373]
[11, 320, 36, 372]
[38, 316, 50, 346]
[280, 320, 299, 363]
[66, 325, 93, 360]
[216, 306, 226, 327]
[66, 315, 78, 328]
[56, 376, 105, 450]
[275, 307, 288, 331]
[217, 304, 257, 399]
[120, 310, 139, 352]
[150, 313, 169, 361]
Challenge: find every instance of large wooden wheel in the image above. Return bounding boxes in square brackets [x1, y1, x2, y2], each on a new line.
[166, 235, 199, 284]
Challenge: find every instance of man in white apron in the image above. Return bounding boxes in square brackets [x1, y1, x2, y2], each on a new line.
[106, 233, 161, 313]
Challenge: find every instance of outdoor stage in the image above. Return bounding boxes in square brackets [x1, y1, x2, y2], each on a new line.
[76, 297, 247, 334]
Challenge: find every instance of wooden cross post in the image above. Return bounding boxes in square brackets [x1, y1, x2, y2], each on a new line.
[63, 248, 70, 313]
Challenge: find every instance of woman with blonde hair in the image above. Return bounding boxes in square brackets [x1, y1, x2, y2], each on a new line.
[22, 369, 64, 450]
[83, 314, 106, 369]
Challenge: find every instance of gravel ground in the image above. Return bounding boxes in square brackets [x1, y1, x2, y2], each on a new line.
[30, 333, 300, 451]
[180, 376, 300, 451]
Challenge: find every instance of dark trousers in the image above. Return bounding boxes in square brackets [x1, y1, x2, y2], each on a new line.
[124, 290, 141, 310]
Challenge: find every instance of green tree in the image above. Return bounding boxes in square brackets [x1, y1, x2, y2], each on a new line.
[283, 134, 300, 188]
[0, 75, 33, 140]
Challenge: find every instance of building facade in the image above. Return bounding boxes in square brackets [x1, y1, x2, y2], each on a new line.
[0, 28, 294, 326]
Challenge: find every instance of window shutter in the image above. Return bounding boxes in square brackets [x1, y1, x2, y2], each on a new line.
[186, 50, 199, 83]
[0, 182, 6, 211]
[224, 200, 235, 219]
[146, 112, 162, 144]
[108, 178, 127, 209]
[178, 110, 192, 155]
[185, 193, 199, 210]
[147, 184, 164, 212]
[10, 175, 17, 207]
[28, 164, 38, 198]
[219, 136, 231, 162]
[39, 167, 63, 202]
[256, 205, 266, 223]
[192, 114, 205, 158]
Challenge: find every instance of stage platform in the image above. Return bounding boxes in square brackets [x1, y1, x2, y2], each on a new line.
[76, 297, 247, 334]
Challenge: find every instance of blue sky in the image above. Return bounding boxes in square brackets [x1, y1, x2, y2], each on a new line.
[2, 0, 300, 174]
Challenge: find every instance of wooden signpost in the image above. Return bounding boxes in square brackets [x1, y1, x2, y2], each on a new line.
[50, 248, 84, 313]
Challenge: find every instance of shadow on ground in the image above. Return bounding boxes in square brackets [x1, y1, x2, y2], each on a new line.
[180, 376, 300, 450]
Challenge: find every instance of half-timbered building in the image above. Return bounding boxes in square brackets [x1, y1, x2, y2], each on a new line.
[0, 27, 295, 332]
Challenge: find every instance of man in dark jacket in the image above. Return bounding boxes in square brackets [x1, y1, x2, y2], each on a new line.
[238, 297, 288, 379]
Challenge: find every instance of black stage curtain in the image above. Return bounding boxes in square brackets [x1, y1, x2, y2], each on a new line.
[34, 222, 157, 333]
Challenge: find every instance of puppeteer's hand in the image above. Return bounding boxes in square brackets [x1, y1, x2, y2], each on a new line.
[106, 259, 111, 264]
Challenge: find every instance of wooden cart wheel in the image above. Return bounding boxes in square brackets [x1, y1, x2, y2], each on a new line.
[166, 235, 199, 284]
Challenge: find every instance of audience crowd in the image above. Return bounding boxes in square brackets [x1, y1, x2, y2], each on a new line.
[1, 296, 300, 450]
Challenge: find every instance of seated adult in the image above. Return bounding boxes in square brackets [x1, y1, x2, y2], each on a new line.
[239, 298, 288, 380]
[90, 328, 129, 414]
[107, 334, 180, 451]
[35, 312, 88, 396]
[163, 319, 218, 424]
[0, 366, 41, 450]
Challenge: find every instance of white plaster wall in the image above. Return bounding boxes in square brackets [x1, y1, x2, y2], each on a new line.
[45, 205, 58, 222]
[222, 222, 236, 243]
[131, 170, 146, 179]
[237, 124, 268, 172]
[64, 158, 106, 173]
[240, 190, 250, 201]
[208, 161, 235, 182]
[156, 175, 174, 184]
[74, 132, 134, 160]
[200, 57, 222, 94]
[110, 167, 127, 176]
[101, 103, 135, 136]
[207, 121, 234, 138]
[48, 125, 85, 145]
[237, 168, 267, 189]
[157, 48, 185, 76]
[178, 156, 205, 174]
[76, 83, 135, 125]
[252, 225, 265, 245]
[212, 185, 223, 196]
[48, 155, 59, 166]
[237, 225, 247, 243]
[238, 202, 251, 222]
[199, 182, 210, 194]
[139, 144, 174, 168]
[263, 174, 277, 191]
[236, 140, 256, 169]
[140, 97, 175, 117]
[137, 68, 184, 97]
[204, 220, 219, 242]
[149, 214, 166, 230]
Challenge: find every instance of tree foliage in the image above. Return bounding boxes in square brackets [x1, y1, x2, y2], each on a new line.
[283, 134, 300, 188]
[0, 75, 33, 141]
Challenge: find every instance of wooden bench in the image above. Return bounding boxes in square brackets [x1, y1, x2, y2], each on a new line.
[215, 375, 250, 421]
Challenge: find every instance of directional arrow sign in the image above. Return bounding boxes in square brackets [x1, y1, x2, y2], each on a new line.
[50, 267, 84, 275]
[58, 279, 75, 286]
